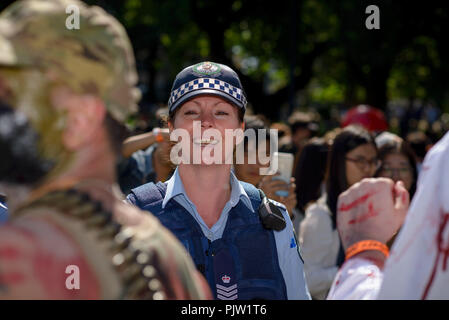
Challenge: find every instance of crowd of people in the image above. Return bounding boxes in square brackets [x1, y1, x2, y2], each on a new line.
[0, 0, 448, 300]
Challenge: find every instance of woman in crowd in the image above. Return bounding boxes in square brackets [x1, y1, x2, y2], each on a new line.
[375, 132, 418, 199]
[299, 125, 379, 299]
[375, 132, 418, 247]
[293, 137, 329, 234]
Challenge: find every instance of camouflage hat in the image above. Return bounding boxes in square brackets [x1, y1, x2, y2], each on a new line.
[0, 0, 140, 123]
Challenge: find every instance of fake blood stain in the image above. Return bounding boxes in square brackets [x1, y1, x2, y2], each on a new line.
[338, 192, 375, 212]
[422, 212, 449, 299]
[348, 202, 378, 225]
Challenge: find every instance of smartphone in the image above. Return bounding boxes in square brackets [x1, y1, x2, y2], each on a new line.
[272, 152, 294, 197]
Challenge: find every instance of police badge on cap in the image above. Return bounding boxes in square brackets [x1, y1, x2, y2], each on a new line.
[192, 62, 221, 76]
[168, 61, 247, 115]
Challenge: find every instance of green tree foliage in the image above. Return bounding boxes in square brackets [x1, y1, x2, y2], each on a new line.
[1, 0, 448, 120]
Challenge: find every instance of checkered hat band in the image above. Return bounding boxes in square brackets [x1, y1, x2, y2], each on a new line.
[169, 78, 247, 107]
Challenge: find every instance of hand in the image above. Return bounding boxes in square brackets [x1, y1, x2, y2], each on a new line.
[259, 176, 297, 214]
[153, 127, 171, 143]
[337, 178, 409, 251]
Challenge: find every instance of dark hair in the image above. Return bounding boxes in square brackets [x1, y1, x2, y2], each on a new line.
[376, 139, 418, 198]
[294, 137, 329, 213]
[287, 111, 319, 136]
[406, 131, 431, 161]
[271, 122, 291, 139]
[326, 125, 377, 229]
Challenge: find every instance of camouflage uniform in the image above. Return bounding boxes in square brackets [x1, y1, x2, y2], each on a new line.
[0, 0, 210, 299]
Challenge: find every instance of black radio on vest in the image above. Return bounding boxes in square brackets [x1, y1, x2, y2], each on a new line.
[258, 189, 286, 231]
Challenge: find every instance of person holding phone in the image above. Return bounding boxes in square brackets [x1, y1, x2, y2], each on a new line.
[258, 154, 299, 228]
[126, 62, 310, 300]
[233, 115, 298, 218]
[299, 125, 379, 299]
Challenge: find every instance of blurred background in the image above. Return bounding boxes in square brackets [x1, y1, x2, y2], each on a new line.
[1, 0, 448, 141]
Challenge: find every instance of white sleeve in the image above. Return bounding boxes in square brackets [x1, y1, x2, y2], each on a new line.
[271, 201, 311, 300]
[327, 258, 382, 300]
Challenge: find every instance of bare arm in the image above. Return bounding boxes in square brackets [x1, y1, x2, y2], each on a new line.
[121, 129, 169, 158]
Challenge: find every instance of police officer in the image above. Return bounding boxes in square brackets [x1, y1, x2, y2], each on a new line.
[127, 61, 311, 300]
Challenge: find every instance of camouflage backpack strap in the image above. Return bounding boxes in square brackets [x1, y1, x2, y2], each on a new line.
[19, 189, 167, 300]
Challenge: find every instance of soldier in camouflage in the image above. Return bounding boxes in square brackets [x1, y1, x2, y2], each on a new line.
[0, 0, 211, 299]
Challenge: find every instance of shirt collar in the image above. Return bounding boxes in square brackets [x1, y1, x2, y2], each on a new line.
[162, 167, 254, 212]
[162, 167, 185, 208]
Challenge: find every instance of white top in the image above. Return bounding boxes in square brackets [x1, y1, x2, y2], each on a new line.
[327, 131, 449, 300]
[327, 258, 382, 300]
[299, 195, 341, 299]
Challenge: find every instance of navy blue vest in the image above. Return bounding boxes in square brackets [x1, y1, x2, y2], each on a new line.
[127, 181, 288, 300]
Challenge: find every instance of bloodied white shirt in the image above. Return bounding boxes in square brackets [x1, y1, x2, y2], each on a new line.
[328, 131, 449, 300]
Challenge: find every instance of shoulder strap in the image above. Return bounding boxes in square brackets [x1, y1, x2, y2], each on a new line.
[129, 182, 167, 215]
[240, 181, 263, 210]
[241, 182, 287, 231]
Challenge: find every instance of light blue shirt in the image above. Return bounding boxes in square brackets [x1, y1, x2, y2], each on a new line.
[162, 168, 311, 300]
